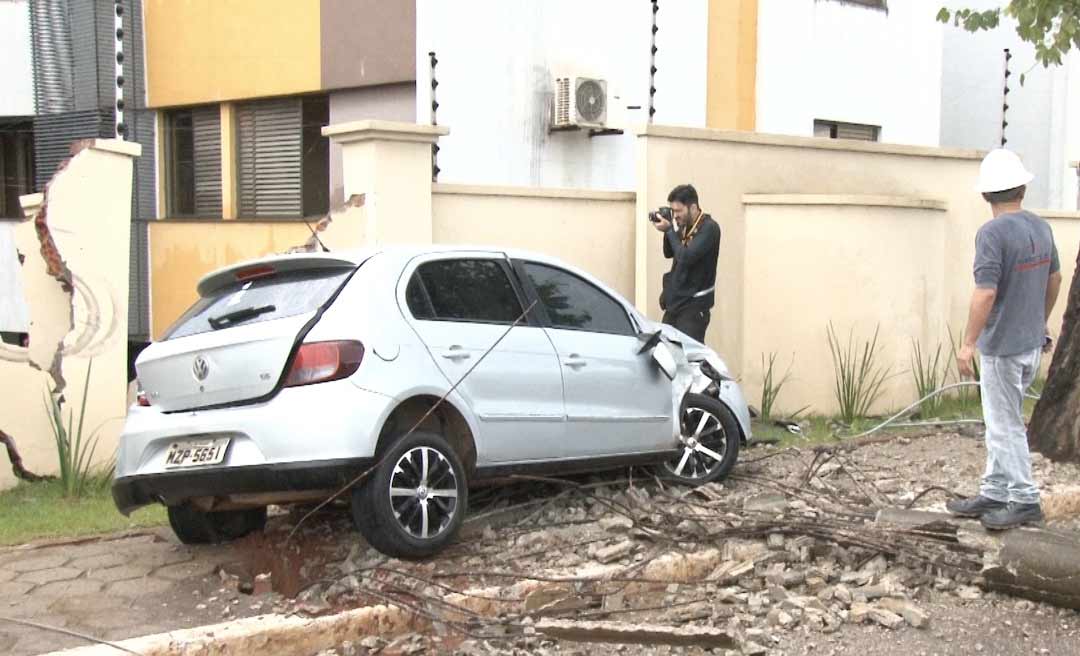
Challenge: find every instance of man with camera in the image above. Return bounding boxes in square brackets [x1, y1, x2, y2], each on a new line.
[650, 184, 721, 343]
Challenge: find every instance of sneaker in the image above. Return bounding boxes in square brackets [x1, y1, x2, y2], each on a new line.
[945, 495, 1007, 518]
[980, 502, 1044, 530]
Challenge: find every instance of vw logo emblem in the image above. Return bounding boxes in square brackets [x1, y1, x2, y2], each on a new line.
[192, 356, 210, 382]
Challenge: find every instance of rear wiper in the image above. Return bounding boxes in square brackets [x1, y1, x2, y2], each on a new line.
[208, 304, 276, 330]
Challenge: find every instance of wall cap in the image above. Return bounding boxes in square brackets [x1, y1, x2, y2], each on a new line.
[1035, 209, 1080, 220]
[322, 120, 449, 144]
[433, 183, 635, 202]
[743, 194, 947, 211]
[90, 139, 143, 158]
[637, 125, 985, 161]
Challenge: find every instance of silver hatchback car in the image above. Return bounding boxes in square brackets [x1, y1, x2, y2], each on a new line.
[114, 246, 751, 558]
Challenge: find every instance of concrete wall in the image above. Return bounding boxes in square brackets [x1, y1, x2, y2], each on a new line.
[415, 0, 708, 190]
[756, 0, 943, 147]
[940, 0, 1080, 210]
[742, 196, 948, 413]
[432, 184, 636, 300]
[143, 119, 1079, 429]
[0, 0, 34, 116]
[635, 126, 997, 415]
[0, 140, 138, 491]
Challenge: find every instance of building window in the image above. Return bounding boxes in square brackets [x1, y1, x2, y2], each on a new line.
[237, 95, 329, 218]
[0, 120, 34, 218]
[165, 106, 222, 217]
[814, 120, 880, 142]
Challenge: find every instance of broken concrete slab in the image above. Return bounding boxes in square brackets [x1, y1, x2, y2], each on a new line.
[878, 597, 930, 628]
[593, 539, 636, 564]
[876, 508, 1080, 610]
[534, 619, 738, 648]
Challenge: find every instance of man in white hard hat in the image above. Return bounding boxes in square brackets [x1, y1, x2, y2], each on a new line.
[948, 149, 1063, 530]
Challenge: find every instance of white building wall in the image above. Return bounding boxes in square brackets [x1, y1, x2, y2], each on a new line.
[756, 0, 943, 147]
[416, 0, 708, 190]
[0, 0, 34, 116]
[940, 0, 1080, 210]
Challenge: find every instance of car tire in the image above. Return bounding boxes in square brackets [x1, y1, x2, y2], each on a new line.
[657, 393, 741, 485]
[167, 504, 268, 545]
[352, 431, 467, 560]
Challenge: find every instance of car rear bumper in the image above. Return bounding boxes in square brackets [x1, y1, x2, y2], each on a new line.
[112, 456, 375, 515]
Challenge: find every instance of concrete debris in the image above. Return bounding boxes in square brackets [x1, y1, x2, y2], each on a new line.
[534, 619, 738, 648]
[593, 539, 636, 563]
[744, 493, 789, 514]
[878, 597, 931, 628]
[40, 433, 1080, 656]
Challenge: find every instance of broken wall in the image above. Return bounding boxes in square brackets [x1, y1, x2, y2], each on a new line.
[0, 140, 140, 490]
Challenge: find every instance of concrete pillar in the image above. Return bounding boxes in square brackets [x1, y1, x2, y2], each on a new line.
[321, 120, 448, 246]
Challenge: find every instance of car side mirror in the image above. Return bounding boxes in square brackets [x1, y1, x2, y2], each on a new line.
[651, 343, 677, 380]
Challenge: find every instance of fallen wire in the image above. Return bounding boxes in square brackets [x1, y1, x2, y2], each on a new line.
[0, 614, 141, 655]
[903, 485, 959, 509]
[288, 300, 538, 542]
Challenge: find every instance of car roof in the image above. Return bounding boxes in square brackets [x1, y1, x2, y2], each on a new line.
[196, 244, 591, 295]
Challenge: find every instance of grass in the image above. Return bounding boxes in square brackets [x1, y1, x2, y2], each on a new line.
[0, 477, 166, 546]
[751, 382, 1044, 450]
[826, 323, 893, 425]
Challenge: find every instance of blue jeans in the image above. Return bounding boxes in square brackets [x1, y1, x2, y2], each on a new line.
[979, 348, 1042, 505]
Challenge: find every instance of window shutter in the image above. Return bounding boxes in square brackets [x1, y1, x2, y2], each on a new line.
[191, 107, 222, 216]
[237, 98, 302, 217]
[835, 123, 879, 141]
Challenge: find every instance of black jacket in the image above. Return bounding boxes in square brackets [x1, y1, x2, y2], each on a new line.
[661, 213, 720, 313]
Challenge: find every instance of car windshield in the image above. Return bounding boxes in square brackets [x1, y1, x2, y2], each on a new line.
[162, 267, 353, 340]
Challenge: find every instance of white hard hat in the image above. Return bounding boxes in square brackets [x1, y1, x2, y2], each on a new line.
[975, 148, 1034, 193]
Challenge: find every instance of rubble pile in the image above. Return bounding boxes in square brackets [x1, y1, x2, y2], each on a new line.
[218, 433, 1080, 655]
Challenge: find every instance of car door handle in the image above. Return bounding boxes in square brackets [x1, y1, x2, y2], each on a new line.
[563, 355, 587, 368]
[440, 346, 471, 361]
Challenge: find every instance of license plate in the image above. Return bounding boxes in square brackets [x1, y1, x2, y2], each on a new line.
[164, 438, 230, 468]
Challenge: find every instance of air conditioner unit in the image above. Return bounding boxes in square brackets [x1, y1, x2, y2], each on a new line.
[552, 76, 608, 129]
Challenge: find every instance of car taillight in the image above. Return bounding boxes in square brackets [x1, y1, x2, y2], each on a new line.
[136, 390, 151, 407]
[284, 341, 365, 388]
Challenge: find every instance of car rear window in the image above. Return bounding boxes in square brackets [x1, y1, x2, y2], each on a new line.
[162, 267, 353, 340]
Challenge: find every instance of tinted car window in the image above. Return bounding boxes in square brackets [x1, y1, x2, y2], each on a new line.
[523, 262, 634, 335]
[411, 259, 522, 324]
[405, 272, 435, 320]
[164, 267, 352, 340]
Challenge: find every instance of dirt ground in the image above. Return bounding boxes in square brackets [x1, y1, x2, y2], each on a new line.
[4, 430, 1080, 656]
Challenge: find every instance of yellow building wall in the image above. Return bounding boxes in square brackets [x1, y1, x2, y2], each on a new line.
[144, 0, 321, 107]
[149, 221, 317, 338]
[707, 0, 758, 130]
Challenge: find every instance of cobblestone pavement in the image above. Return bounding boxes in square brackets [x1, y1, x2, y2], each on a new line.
[0, 529, 283, 655]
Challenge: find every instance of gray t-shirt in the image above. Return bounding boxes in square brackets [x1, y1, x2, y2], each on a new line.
[974, 210, 1060, 357]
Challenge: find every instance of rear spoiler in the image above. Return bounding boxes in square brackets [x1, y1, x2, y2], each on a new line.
[196, 253, 367, 298]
